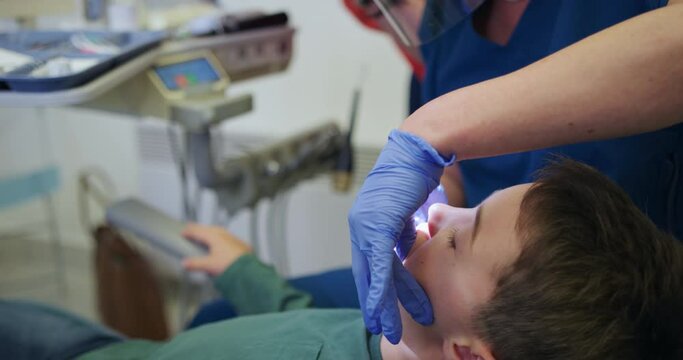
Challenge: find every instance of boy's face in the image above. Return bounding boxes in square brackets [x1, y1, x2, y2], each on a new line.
[400, 184, 529, 359]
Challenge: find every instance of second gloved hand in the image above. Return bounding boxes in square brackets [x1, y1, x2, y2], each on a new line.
[349, 129, 454, 344]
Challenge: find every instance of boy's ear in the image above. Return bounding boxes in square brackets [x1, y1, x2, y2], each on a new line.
[470, 340, 496, 360]
[450, 339, 496, 360]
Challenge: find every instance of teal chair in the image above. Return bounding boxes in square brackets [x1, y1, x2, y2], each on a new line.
[0, 166, 65, 295]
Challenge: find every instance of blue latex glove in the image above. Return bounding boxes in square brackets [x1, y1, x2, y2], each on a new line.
[349, 129, 454, 344]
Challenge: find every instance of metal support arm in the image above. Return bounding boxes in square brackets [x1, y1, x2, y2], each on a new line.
[187, 122, 343, 216]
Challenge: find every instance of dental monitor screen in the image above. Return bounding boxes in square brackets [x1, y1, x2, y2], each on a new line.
[154, 58, 220, 90]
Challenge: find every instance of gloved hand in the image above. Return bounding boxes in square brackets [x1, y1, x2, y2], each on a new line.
[349, 129, 454, 344]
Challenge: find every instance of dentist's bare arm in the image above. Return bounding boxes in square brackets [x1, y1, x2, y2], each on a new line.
[402, 1, 683, 159]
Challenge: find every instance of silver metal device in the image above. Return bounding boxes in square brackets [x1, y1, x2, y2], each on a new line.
[187, 122, 343, 216]
[0, 26, 294, 116]
[368, 0, 487, 47]
[106, 198, 207, 260]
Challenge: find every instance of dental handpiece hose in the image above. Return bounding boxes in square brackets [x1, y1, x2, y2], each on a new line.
[333, 86, 359, 192]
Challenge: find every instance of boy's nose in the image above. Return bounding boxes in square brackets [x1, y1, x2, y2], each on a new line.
[427, 203, 451, 236]
[428, 204, 475, 236]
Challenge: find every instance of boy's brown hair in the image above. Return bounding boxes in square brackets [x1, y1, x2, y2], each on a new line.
[475, 159, 683, 359]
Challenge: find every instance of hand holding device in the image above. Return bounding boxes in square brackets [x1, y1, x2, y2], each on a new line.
[106, 198, 207, 260]
[181, 224, 253, 276]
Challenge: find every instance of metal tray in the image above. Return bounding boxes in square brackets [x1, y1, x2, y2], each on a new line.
[0, 30, 166, 92]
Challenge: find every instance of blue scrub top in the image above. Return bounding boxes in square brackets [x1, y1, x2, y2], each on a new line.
[420, 0, 683, 238]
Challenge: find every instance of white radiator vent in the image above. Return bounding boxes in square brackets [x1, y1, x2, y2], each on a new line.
[352, 144, 380, 187]
[137, 121, 177, 165]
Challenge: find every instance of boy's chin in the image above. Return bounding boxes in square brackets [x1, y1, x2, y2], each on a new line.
[398, 303, 442, 357]
[398, 304, 419, 338]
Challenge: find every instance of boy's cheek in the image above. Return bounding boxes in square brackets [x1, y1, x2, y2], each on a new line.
[405, 227, 431, 261]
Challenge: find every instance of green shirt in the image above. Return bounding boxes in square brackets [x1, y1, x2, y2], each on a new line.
[80, 255, 382, 360]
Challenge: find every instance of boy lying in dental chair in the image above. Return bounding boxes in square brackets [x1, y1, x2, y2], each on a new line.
[2, 159, 682, 360]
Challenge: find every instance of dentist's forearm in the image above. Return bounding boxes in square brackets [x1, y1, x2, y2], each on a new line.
[401, 2, 683, 160]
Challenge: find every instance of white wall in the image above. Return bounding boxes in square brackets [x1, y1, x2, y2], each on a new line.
[0, 107, 139, 245]
[0, 1, 410, 275]
[218, 0, 410, 145]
